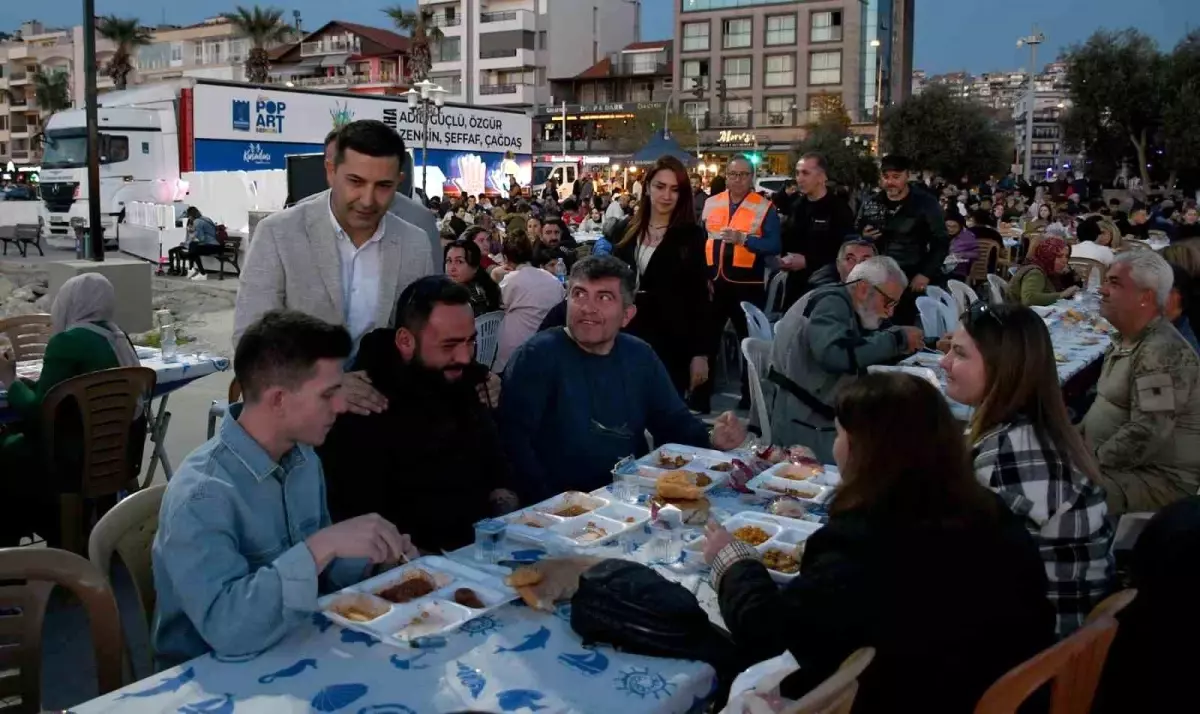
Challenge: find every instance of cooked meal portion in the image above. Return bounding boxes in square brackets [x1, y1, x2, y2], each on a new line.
[516, 516, 547, 528]
[329, 596, 389, 623]
[377, 575, 436, 604]
[571, 521, 609, 543]
[732, 525, 771, 546]
[778, 463, 822, 481]
[657, 470, 704, 501]
[694, 473, 713, 487]
[766, 483, 820, 499]
[453, 588, 486, 609]
[555, 504, 591, 518]
[711, 462, 734, 472]
[657, 452, 692, 468]
[762, 548, 800, 574]
[647, 494, 711, 525]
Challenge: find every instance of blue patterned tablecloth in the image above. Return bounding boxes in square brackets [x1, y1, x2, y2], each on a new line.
[70, 474, 810, 714]
[0, 348, 229, 423]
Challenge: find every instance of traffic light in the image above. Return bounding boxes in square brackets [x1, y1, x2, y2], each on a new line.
[747, 153, 761, 166]
[691, 76, 706, 99]
[716, 79, 728, 102]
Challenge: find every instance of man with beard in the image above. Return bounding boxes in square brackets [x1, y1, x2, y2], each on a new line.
[856, 154, 949, 326]
[319, 276, 518, 552]
[499, 255, 746, 503]
[766, 256, 923, 461]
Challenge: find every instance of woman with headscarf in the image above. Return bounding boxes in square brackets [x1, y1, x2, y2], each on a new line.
[0, 273, 142, 545]
[1006, 237, 1082, 307]
[944, 212, 979, 282]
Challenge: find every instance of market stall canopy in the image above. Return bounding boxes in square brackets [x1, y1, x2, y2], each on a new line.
[631, 130, 697, 167]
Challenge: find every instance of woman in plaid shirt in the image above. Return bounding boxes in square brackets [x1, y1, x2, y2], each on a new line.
[942, 302, 1115, 637]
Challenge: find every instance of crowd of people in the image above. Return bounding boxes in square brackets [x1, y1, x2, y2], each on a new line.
[2, 116, 1199, 711]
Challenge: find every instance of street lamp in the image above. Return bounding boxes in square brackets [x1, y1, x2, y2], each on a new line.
[1017, 29, 1045, 181]
[406, 79, 447, 196]
[869, 39, 883, 156]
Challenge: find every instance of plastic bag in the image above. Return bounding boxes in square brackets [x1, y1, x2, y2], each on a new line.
[720, 651, 802, 714]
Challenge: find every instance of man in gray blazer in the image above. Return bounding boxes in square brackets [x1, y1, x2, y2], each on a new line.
[234, 120, 435, 414]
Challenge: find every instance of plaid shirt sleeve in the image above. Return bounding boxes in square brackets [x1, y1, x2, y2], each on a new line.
[710, 540, 762, 590]
[974, 420, 1115, 637]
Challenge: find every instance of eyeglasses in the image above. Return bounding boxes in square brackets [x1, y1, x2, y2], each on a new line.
[966, 300, 1004, 327]
[727, 171, 752, 179]
[872, 284, 899, 310]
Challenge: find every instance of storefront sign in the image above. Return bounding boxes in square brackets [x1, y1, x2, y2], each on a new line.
[717, 131, 757, 145]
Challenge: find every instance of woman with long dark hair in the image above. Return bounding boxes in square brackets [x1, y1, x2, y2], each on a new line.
[704, 372, 1053, 712]
[942, 302, 1113, 637]
[610, 156, 712, 396]
[444, 238, 502, 316]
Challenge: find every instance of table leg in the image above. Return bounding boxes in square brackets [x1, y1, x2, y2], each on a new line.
[145, 394, 175, 483]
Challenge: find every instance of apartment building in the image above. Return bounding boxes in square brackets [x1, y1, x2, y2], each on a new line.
[675, 0, 913, 175]
[134, 15, 295, 86]
[270, 20, 410, 95]
[0, 21, 117, 167]
[418, 0, 637, 109]
[533, 40, 673, 157]
[1014, 89, 1070, 179]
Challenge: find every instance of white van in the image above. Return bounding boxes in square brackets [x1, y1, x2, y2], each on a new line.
[532, 162, 580, 201]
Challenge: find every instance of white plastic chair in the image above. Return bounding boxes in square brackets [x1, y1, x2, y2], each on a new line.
[741, 301, 774, 342]
[947, 279, 979, 314]
[986, 274, 1009, 304]
[764, 270, 789, 319]
[925, 285, 954, 312]
[741, 337, 773, 445]
[915, 296, 943, 340]
[474, 311, 504, 369]
[936, 299, 959, 336]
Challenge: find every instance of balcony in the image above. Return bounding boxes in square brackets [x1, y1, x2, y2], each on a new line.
[476, 83, 536, 106]
[713, 112, 752, 128]
[10, 125, 30, 139]
[478, 48, 535, 70]
[9, 71, 30, 86]
[286, 73, 405, 89]
[610, 53, 670, 77]
[479, 9, 536, 33]
[11, 149, 30, 162]
[301, 38, 362, 57]
[428, 15, 463, 29]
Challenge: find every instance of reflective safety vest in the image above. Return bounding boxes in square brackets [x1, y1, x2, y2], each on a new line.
[702, 190, 769, 284]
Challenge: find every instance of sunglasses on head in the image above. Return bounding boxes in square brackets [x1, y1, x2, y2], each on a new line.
[966, 300, 1004, 327]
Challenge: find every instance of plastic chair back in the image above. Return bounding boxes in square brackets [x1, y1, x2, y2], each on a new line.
[783, 647, 875, 714]
[0, 547, 125, 710]
[741, 301, 773, 342]
[474, 311, 505, 370]
[947, 279, 979, 314]
[765, 270, 789, 319]
[986, 274, 1009, 304]
[0, 314, 52, 361]
[88, 484, 166, 634]
[741, 337, 773, 445]
[915, 296, 943, 339]
[925, 285, 955, 312]
[973, 615, 1121, 714]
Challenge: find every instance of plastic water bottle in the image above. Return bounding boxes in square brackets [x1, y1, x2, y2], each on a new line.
[554, 258, 566, 283]
[161, 324, 178, 363]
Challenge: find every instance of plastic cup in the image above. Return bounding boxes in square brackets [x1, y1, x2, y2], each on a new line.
[473, 518, 507, 564]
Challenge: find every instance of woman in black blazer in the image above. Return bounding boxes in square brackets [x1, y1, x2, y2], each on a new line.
[610, 156, 712, 397]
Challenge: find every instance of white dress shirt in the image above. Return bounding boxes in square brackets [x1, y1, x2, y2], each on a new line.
[328, 197, 385, 344]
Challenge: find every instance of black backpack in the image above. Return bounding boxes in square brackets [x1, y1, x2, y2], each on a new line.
[570, 559, 748, 705]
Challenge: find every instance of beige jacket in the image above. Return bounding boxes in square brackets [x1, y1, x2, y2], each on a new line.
[232, 190, 434, 348]
[1081, 317, 1200, 514]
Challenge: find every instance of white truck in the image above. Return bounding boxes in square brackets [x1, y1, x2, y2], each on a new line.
[38, 78, 534, 243]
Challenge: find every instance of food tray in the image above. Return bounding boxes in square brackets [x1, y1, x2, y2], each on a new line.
[744, 469, 831, 503]
[759, 461, 841, 488]
[504, 491, 650, 548]
[317, 555, 517, 646]
[684, 511, 823, 584]
[624, 444, 737, 492]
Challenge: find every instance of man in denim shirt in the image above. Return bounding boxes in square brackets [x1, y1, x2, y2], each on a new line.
[152, 311, 419, 668]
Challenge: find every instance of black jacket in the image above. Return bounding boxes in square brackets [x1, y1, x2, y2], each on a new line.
[718, 503, 1054, 713]
[318, 329, 512, 552]
[781, 191, 856, 309]
[611, 218, 712, 363]
[857, 186, 950, 280]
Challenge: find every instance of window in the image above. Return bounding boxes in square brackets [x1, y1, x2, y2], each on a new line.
[580, 84, 595, 103]
[682, 59, 709, 90]
[629, 80, 653, 102]
[195, 43, 203, 65]
[0, 142, 6, 156]
[0, 116, 7, 130]
[721, 99, 751, 127]
[538, 31, 546, 50]
[683, 101, 709, 124]
[723, 19, 751, 49]
[724, 57, 751, 89]
[809, 51, 841, 85]
[765, 55, 794, 87]
[765, 96, 793, 125]
[433, 37, 461, 62]
[102, 135, 129, 163]
[810, 11, 842, 42]
[629, 52, 659, 74]
[765, 15, 796, 46]
[170, 42, 183, 65]
[682, 22, 710, 52]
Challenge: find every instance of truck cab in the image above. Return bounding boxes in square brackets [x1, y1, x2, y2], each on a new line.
[39, 103, 182, 240]
[531, 161, 580, 201]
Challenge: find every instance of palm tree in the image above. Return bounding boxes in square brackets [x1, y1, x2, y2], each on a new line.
[228, 6, 293, 84]
[96, 16, 152, 90]
[384, 6, 443, 82]
[33, 69, 72, 116]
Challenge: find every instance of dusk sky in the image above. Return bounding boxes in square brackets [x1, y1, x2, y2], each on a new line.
[3, 0, 1196, 75]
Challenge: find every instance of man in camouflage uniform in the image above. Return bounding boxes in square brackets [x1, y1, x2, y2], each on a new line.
[1082, 251, 1200, 515]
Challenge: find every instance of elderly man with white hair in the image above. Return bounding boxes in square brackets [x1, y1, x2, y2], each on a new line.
[766, 256, 925, 460]
[1082, 250, 1200, 515]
